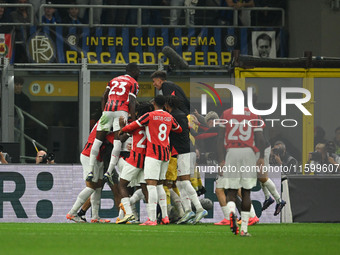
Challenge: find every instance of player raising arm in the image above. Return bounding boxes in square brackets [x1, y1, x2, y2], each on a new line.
[120, 95, 182, 225]
[87, 63, 140, 183]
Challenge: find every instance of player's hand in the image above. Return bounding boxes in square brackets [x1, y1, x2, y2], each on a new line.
[119, 116, 126, 128]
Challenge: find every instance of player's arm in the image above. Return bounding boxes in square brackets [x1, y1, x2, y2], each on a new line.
[101, 88, 110, 111]
[128, 94, 136, 121]
[171, 117, 182, 133]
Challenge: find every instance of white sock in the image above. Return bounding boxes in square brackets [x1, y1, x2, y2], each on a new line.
[89, 139, 102, 171]
[221, 205, 229, 219]
[260, 182, 271, 200]
[241, 211, 250, 233]
[131, 203, 138, 220]
[69, 187, 94, 215]
[157, 185, 168, 218]
[118, 208, 124, 219]
[226, 201, 236, 215]
[121, 197, 133, 215]
[182, 180, 203, 212]
[91, 188, 101, 219]
[107, 140, 122, 175]
[130, 189, 144, 204]
[170, 189, 184, 217]
[176, 181, 192, 212]
[250, 204, 256, 218]
[147, 185, 157, 222]
[263, 179, 281, 203]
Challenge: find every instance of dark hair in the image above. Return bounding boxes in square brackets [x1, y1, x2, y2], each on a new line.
[256, 33, 272, 47]
[153, 95, 166, 108]
[165, 95, 180, 110]
[14, 77, 24, 85]
[126, 63, 139, 73]
[136, 101, 154, 118]
[150, 70, 166, 80]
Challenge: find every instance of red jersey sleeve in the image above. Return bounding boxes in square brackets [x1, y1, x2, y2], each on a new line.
[171, 117, 182, 133]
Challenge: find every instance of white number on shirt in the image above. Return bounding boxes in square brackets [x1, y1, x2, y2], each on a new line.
[109, 81, 127, 96]
[158, 124, 167, 141]
[227, 119, 252, 141]
[136, 130, 147, 148]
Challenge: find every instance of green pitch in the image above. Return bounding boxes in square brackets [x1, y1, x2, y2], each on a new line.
[1, 223, 340, 255]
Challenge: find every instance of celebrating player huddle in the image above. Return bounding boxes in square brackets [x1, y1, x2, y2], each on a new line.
[67, 63, 284, 235]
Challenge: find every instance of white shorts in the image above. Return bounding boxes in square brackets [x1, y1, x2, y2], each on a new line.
[80, 154, 104, 183]
[222, 147, 257, 190]
[177, 152, 196, 176]
[97, 111, 128, 132]
[120, 162, 145, 184]
[144, 156, 169, 181]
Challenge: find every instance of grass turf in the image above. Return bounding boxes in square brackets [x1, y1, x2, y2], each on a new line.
[1, 223, 339, 255]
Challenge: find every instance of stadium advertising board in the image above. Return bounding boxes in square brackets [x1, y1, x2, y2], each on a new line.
[20, 27, 286, 64]
[0, 165, 280, 223]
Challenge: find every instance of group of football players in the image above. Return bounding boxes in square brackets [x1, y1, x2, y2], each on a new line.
[66, 63, 285, 236]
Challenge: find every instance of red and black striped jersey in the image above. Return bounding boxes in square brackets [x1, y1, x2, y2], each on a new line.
[104, 75, 139, 112]
[126, 126, 147, 169]
[122, 110, 182, 161]
[220, 107, 265, 153]
[81, 122, 114, 161]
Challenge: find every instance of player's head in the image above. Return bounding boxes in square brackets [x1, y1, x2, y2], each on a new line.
[164, 95, 180, 112]
[126, 63, 140, 81]
[152, 95, 166, 110]
[136, 101, 154, 118]
[151, 71, 166, 90]
[256, 33, 272, 58]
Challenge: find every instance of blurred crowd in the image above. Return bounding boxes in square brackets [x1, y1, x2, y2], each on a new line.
[0, 0, 286, 29]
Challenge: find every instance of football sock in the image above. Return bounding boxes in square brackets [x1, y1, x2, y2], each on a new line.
[250, 204, 256, 218]
[170, 189, 184, 217]
[118, 208, 125, 219]
[147, 185, 158, 222]
[260, 182, 271, 200]
[221, 205, 229, 219]
[130, 189, 144, 204]
[182, 180, 203, 212]
[176, 181, 192, 212]
[91, 188, 101, 219]
[157, 185, 168, 218]
[107, 140, 122, 175]
[163, 185, 171, 205]
[226, 201, 236, 215]
[241, 211, 250, 233]
[263, 178, 281, 203]
[121, 197, 133, 215]
[89, 139, 102, 170]
[69, 187, 94, 215]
